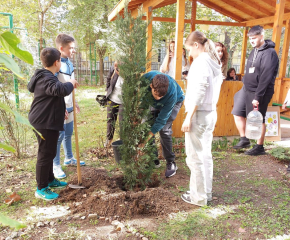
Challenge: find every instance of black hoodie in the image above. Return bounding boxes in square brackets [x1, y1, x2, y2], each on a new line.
[28, 69, 74, 131]
[242, 40, 279, 103]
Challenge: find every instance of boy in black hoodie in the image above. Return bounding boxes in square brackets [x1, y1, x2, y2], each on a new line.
[232, 25, 279, 155]
[28, 48, 78, 201]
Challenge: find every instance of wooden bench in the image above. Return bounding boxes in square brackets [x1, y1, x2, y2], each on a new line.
[272, 103, 290, 121]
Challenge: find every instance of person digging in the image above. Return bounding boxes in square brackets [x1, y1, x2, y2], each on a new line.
[138, 71, 184, 178]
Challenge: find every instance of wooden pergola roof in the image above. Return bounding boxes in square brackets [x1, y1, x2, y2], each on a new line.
[109, 0, 290, 24]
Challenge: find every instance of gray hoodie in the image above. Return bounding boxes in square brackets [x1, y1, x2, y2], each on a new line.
[185, 52, 223, 112]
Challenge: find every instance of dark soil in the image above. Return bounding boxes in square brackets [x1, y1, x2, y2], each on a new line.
[57, 166, 195, 220]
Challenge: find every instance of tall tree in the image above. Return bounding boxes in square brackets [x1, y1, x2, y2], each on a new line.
[61, 0, 116, 85]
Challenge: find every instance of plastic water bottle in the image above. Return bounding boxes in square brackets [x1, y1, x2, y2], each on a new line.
[245, 105, 263, 140]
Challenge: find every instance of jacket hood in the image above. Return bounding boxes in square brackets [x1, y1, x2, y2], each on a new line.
[28, 69, 52, 93]
[258, 40, 275, 51]
[199, 52, 222, 78]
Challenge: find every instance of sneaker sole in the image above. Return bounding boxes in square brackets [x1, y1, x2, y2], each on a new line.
[49, 185, 67, 189]
[233, 144, 251, 149]
[35, 192, 58, 201]
[165, 166, 178, 178]
[244, 151, 267, 156]
[181, 195, 204, 207]
[54, 175, 67, 179]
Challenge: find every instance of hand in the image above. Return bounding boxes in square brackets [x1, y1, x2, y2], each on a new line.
[76, 103, 80, 114]
[181, 118, 191, 132]
[169, 52, 174, 58]
[138, 142, 145, 149]
[282, 103, 287, 110]
[69, 79, 79, 88]
[252, 99, 259, 107]
[64, 110, 69, 120]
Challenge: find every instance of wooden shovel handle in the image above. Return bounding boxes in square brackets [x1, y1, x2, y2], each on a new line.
[72, 89, 82, 185]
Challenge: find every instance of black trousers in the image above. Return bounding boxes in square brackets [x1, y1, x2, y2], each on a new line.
[107, 100, 123, 140]
[35, 129, 59, 189]
[150, 101, 182, 163]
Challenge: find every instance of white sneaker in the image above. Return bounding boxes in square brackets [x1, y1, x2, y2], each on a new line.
[53, 165, 66, 179]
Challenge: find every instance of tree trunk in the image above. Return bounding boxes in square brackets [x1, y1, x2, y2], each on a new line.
[99, 57, 104, 85]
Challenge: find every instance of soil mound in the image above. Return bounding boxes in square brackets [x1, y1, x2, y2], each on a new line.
[57, 167, 193, 219]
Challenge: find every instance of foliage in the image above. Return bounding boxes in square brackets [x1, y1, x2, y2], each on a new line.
[0, 213, 26, 230]
[212, 137, 229, 151]
[0, 31, 40, 157]
[113, 6, 156, 189]
[269, 147, 290, 161]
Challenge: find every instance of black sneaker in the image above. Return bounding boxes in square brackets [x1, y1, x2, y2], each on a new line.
[244, 144, 266, 156]
[165, 162, 178, 178]
[154, 160, 161, 169]
[233, 138, 251, 149]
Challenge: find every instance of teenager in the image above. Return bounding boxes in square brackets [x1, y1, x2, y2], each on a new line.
[232, 25, 279, 155]
[181, 31, 223, 206]
[215, 42, 228, 80]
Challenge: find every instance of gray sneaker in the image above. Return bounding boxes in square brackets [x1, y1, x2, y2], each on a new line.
[165, 162, 178, 178]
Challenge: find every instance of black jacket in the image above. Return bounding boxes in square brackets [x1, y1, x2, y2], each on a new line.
[242, 40, 279, 102]
[28, 69, 74, 131]
[106, 65, 119, 98]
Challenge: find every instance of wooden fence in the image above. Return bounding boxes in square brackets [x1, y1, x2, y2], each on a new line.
[172, 80, 243, 138]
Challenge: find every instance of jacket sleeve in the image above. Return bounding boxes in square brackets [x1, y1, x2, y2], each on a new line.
[106, 66, 114, 91]
[150, 95, 176, 134]
[255, 51, 279, 102]
[44, 77, 74, 97]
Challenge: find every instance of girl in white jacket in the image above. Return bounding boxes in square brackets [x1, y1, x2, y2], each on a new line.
[181, 31, 223, 206]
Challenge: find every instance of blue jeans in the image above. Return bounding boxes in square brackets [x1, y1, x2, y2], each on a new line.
[53, 121, 74, 166]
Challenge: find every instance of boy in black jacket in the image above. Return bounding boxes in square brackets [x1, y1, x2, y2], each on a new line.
[28, 48, 78, 201]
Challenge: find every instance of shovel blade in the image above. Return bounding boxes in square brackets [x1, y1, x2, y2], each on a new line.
[68, 184, 86, 189]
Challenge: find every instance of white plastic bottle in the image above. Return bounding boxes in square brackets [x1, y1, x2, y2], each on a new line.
[245, 106, 263, 140]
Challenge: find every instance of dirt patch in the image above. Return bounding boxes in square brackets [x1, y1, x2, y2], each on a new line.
[57, 166, 194, 220]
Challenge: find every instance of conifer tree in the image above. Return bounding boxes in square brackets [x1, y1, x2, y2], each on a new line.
[113, 7, 155, 189]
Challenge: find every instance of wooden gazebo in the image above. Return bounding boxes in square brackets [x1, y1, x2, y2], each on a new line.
[108, 0, 290, 137]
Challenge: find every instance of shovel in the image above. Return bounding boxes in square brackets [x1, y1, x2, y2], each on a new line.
[68, 89, 85, 189]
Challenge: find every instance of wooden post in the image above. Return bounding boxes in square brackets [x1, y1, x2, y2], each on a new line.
[272, 0, 286, 53]
[174, 0, 186, 80]
[191, 0, 197, 32]
[190, 0, 197, 64]
[279, 19, 290, 78]
[172, 0, 186, 138]
[240, 27, 248, 74]
[146, 7, 153, 72]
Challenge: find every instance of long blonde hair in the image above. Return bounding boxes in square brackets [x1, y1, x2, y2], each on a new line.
[163, 40, 175, 72]
[185, 31, 221, 65]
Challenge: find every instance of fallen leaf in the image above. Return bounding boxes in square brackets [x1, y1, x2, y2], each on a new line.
[7, 164, 15, 172]
[238, 227, 246, 233]
[213, 197, 218, 200]
[4, 192, 21, 206]
[5, 189, 12, 193]
[83, 194, 87, 198]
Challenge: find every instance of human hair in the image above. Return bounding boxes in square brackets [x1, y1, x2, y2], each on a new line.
[214, 42, 228, 68]
[40, 48, 61, 68]
[185, 31, 221, 65]
[55, 33, 75, 48]
[183, 48, 188, 66]
[152, 74, 169, 97]
[227, 68, 236, 79]
[248, 25, 264, 36]
[163, 41, 175, 72]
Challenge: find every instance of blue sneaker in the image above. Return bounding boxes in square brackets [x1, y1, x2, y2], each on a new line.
[48, 179, 67, 189]
[35, 187, 58, 201]
[53, 165, 66, 179]
[64, 158, 86, 166]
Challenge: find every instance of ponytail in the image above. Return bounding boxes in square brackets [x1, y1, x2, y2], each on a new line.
[185, 31, 221, 65]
